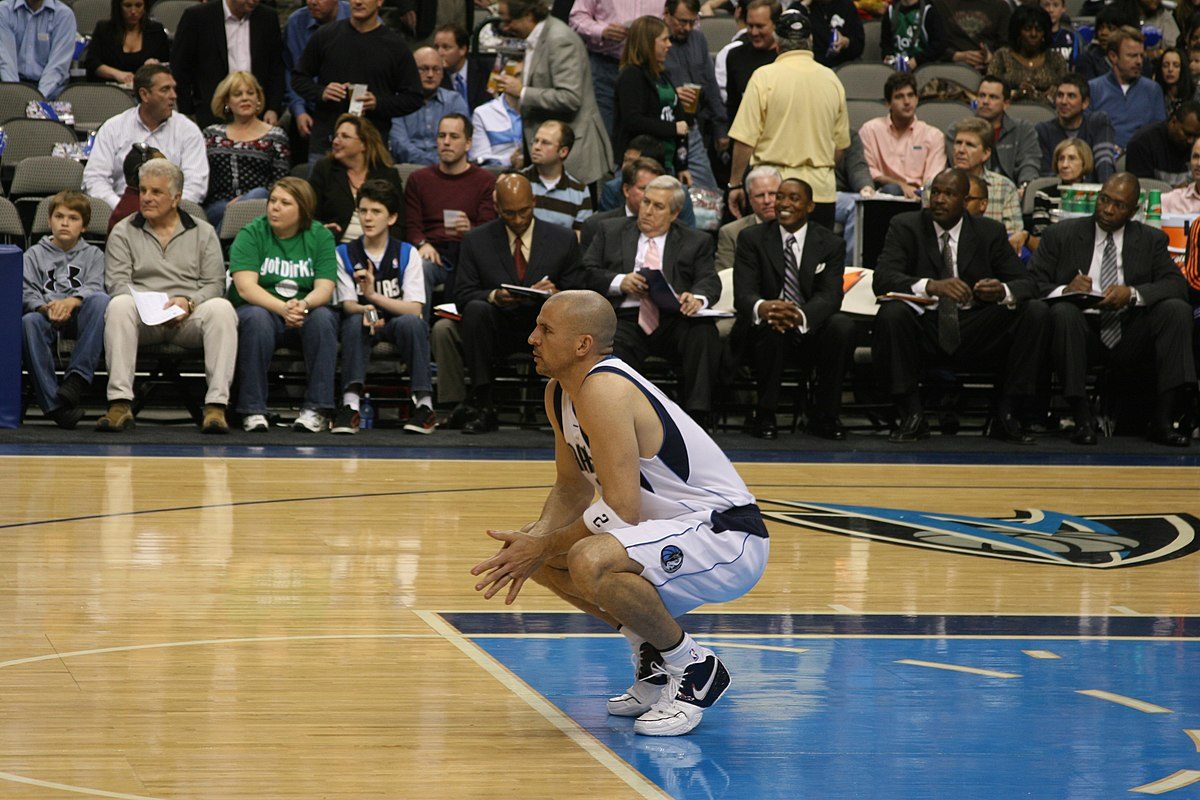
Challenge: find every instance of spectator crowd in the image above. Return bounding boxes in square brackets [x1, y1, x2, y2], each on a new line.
[9, 0, 1200, 446]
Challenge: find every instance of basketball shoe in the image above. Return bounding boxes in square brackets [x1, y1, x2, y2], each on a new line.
[634, 648, 731, 737]
[607, 642, 668, 717]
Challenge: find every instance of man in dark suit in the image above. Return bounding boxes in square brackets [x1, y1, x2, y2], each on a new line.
[582, 175, 722, 426]
[434, 23, 494, 112]
[733, 178, 854, 440]
[872, 168, 1049, 444]
[1030, 172, 1194, 446]
[170, 0, 285, 128]
[580, 157, 664, 252]
[453, 173, 583, 433]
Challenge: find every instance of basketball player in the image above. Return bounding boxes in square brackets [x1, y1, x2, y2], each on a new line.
[471, 290, 769, 737]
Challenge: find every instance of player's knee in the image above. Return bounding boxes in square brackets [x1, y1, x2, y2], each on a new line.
[566, 536, 613, 598]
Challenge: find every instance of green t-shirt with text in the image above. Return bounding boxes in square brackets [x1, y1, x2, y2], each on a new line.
[228, 216, 338, 307]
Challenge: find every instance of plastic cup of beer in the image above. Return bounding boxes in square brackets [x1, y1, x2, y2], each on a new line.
[679, 83, 701, 115]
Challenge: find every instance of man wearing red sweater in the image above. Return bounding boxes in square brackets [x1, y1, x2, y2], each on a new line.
[404, 113, 498, 296]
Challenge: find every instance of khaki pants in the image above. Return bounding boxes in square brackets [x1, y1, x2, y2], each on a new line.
[104, 294, 238, 405]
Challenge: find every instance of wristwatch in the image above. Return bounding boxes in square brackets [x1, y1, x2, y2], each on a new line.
[727, 182, 742, 190]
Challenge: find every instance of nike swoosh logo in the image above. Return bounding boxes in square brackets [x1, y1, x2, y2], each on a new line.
[691, 659, 717, 702]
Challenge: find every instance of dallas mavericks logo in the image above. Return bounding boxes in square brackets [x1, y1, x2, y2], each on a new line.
[661, 545, 684, 573]
[760, 499, 1200, 568]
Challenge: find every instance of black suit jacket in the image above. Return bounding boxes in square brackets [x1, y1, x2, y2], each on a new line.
[732, 220, 847, 332]
[454, 218, 583, 308]
[581, 217, 721, 305]
[873, 210, 1034, 299]
[309, 157, 406, 240]
[579, 207, 625, 253]
[441, 55, 494, 112]
[171, 1, 284, 127]
[1029, 217, 1187, 307]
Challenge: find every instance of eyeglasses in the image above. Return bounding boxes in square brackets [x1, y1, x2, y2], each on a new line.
[669, 13, 699, 27]
[417, 65, 443, 73]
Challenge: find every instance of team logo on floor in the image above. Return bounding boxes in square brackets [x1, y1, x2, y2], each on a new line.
[759, 500, 1200, 568]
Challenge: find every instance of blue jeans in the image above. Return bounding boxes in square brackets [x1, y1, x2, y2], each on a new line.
[21, 292, 110, 412]
[836, 191, 857, 265]
[590, 52, 619, 139]
[205, 186, 270, 231]
[340, 312, 433, 395]
[234, 303, 339, 414]
[685, 126, 718, 192]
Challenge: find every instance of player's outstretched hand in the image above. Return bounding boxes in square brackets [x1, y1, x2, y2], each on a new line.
[470, 530, 548, 605]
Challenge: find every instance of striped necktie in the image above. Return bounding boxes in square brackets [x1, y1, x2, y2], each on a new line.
[638, 239, 662, 335]
[782, 234, 801, 306]
[1099, 233, 1121, 349]
[938, 231, 961, 353]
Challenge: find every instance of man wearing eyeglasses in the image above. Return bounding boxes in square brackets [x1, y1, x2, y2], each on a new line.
[388, 46, 469, 165]
[662, 0, 726, 192]
[1030, 172, 1194, 447]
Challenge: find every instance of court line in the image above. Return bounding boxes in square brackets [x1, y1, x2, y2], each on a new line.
[1076, 689, 1173, 714]
[1110, 605, 1142, 616]
[0, 771, 162, 800]
[828, 604, 857, 614]
[1129, 769, 1200, 794]
[894, 659, 1021, 679]
[414, 611, 670, 800]
[1021, 650, 1062, 659]
[463, 633, 1200, 641]
[1186, 730, 1200, 752]
[701, 641, 810, 654]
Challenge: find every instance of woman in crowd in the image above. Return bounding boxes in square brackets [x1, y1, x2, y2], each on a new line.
[612, 15, 690, 184]
[309, 114, 405, 243]
[1161, 138, 1200, 213]
[203, 71, 291, 231]
[1029, 138, 1094, 250]
[228, 177, 340, 433]
[84, 0, 170, 85]
[1156, 47, 1196, 113]
[990, 5, 1069, 105]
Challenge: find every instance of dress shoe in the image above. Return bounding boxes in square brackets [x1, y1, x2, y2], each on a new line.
[988, 414, 1035, 445]
[1146, 425, 1191, 447]
[47, 404, 84, 430]
[461, 407, 498, 434]
[55, 372, 89, 410]
[95, 401, 134, 432]
[445, 403, 477, 430]
[746, 412, 777, 440]
[807, 417, 846, 441]
[888, 412, 930, 443]
[938, 412, 960, 436]
[1070, 421, 1098, 446]
[201, 404, 229, 434]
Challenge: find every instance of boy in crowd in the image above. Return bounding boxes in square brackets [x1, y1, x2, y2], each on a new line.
[333, 180, 436, 435]
[21, 190, 110, 428]
[1041, 0, 1078, 67]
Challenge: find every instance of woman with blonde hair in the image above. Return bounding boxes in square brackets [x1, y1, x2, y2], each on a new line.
[228, 176, 340, 433]
[309, 114, 406, 243]
[612, 15, 691, 184]
[203, 71, 291, 230]
[1029, 137, 1094, 249]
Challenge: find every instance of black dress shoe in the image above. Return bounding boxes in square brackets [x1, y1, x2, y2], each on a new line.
[807, 417, 846, 441]
[1070, 421, 1098, 446]
[1147, 425, 1191, 447]
[988, 414, 1035, 445]
[445, 403, 477, 430]
[938, 412, 960, 436]
[461, 407, 498, 435]
[747, 412, 777, 440]
[889, 412, 930, 443]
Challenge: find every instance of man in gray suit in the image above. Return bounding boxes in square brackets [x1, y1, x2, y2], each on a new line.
[582, 176, 722, 427]
[716, 165, 780, 273]
[496, 0, 613, 186]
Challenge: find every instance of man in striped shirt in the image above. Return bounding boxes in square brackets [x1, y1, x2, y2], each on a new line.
[522, 120, 595, 237]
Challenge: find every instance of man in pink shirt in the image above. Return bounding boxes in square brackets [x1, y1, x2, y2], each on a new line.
[569, 0, 665, 136]
[1162, 138, 1200, 214]
[859, 72, 946, 200]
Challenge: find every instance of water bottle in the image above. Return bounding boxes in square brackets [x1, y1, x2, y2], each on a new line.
[360, 394, 375, 430]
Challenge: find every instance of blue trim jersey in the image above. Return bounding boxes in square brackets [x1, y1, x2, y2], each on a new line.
[555, 357, 757, 523]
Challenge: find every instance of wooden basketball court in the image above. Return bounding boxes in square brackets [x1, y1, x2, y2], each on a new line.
[0, 452, 1197, 798]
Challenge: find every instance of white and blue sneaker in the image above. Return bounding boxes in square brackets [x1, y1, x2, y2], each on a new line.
[607, 642, 668, 717]
[634, 648, 731, 737]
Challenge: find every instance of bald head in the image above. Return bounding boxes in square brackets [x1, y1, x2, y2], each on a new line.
[546, 290, 616, 354]
[496, 173, 536, 236]
[414, 47, 444, 92]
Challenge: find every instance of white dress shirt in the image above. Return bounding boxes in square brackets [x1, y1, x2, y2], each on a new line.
[913, 216, 1014, 307]
[518, 20, 547, 104]
[606, 230, 708, 309]
[1047, 223, 1140, 307]
[225, 0, 253, 73]
[752, 222, 810, 332]
[82, 106, 210, 208]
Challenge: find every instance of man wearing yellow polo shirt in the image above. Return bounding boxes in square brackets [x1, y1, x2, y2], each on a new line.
[726, 7, 849, 229]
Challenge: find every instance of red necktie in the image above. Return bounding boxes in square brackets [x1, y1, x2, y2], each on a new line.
[513, 236, 527, 283]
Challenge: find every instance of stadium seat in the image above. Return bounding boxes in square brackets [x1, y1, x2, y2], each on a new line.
[835, 63, 897, 101]
[179, 199, 206, 221]
[71, 0, 109, 37]
[913, 63, 982, 94]
[915, 100, 974, 133]
[29, 194, 111, 245]
[9, 155, 86, 230]
[0, 196, 23, 246]
[1007, 102, 1055, 127]
[218, 197, 267, 242]
[847, 99, 887, 133]
[0, 82, 45, 126]
[1022, 176, 1059, 216]
[290, 162, 312, 179]
[862, 20, 881, 62]
[150, 0, 200, 35]
[59, 84, 136, 133]
[700, 14, 740, 55]
[396, 163, 423, 192]
[0, 119, 78, 176]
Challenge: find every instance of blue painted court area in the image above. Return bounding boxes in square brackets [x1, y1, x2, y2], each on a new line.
[470, 631, 1200, 799]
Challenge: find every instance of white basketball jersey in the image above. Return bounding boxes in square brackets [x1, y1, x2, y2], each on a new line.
[555, 357, 756, 522]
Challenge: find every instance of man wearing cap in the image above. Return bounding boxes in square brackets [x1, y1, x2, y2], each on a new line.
[727, 7, 849, 229]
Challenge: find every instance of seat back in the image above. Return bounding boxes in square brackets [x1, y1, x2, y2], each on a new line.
[10, 155, 85, 196]
[1006, 102, 1055, 127]
[0, 83, 45, 126]
[150, 0, 200, 35]
[219, 198, 267, 241]
[835, 63, 897, 101]
[915, 100, 974, 134]
[913, 63, 983, 94]
[59, 84, 136, 132]
[0, 118, 79, 168]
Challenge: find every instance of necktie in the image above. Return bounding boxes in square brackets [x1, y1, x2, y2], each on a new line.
[938, 231, 961, 354]
[782, 234, 801, 307]
[1099, 233, 1121, 349]
[638, 239, 662, 335]
[455, 73, 468, 104]
[513, 235, 527, 282]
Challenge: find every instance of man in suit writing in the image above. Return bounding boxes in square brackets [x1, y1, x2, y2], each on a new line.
[452, 173, 583, 434]
[733, 178, 854, 440]
[872, 168, 1049, 444]
[582, 175, 721, 428]
[1030, 172, 1194, 446]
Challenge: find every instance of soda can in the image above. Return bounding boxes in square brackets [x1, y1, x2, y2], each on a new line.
[0, 129, 6, 158]
[1148, 190, 1163, 218]
[895, 54, 909, 73]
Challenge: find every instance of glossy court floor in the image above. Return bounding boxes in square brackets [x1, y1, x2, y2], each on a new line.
[0, 447, 1197, 799]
